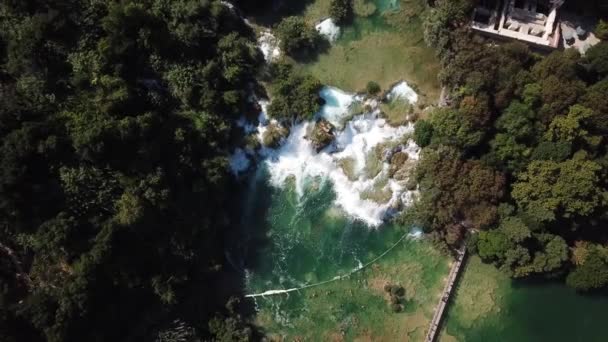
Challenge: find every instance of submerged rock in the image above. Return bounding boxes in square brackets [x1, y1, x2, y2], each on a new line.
[308, 118, 335, 152]
[262, 123, 289, 148]
[354, 0, 377, 17]
[389, 151, 416, 181]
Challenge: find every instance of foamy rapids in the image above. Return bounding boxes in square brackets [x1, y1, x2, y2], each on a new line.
[232, 85, 420, 227]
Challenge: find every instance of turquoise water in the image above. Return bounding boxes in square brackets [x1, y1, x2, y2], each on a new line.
[234, 166, 448, 339]
[240, 167, 406, 294]
[443, 256, 608, 342]
[448, 281, 608, 342]
[375, 0, 401, 12]
[338, 0, 400, 43]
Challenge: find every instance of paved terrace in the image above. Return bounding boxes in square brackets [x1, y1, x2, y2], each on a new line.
[472, 0, 561, 49]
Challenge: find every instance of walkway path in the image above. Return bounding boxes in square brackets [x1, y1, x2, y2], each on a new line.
[424, 244, 467, 342]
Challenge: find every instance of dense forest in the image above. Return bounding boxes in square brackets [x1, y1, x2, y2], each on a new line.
[413, 0, 608, 291]
[0, 1, 263, 341]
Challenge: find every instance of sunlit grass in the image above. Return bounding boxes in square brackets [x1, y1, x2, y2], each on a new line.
[381, 98, 414, 126]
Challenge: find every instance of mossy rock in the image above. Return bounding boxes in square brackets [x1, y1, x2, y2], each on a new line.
[338, 157, 358, 181]
[391, 151, 408, 166]
[308, 118, 335, 152]
[245, 134, 261, 151]
[388, 151, 408, 177]
[390, 303, 403, 313]
[406, 178, 417, 191]
[262, 123, 289, 148]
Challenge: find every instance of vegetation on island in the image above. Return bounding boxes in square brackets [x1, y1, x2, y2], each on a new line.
[0, 1, 264, 341]
[366, 81, 382, 95]
[411, 0, 608, 291]
[329, 0, 354, 24]
[275, 16, 325, 59]
[266, 61, 324, 121]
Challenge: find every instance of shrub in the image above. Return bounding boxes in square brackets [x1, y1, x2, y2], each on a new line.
[267, 62, 323, 121]
[413, 120, 434, 147]
[390, 285, 405, 297]
[366, 81, 381, 95]
[275, 16, 323, 57]
[594, 19, 608, 40]
[353, 0, 377, 17]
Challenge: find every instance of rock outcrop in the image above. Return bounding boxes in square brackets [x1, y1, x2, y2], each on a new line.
[262, 123, 289, 148]
[388, 150, 415, 181]
[308, 118, 335, 152]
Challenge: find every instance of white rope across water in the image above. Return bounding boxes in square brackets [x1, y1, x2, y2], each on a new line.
[245, 231, 415, 298]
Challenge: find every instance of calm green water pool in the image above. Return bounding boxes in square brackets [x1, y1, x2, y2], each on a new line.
[444, 257, 608, 342]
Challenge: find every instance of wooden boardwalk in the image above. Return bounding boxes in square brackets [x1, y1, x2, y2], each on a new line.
[424, 245, 467, 342]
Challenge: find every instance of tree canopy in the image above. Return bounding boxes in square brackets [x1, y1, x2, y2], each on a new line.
[0, 1, 262, 341]
[418, 0, 608, 291]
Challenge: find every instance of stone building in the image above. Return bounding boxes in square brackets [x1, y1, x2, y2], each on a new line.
[471, 0, 564, 49]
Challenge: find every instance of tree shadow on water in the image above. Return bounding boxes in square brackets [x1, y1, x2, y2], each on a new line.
[236, 0, 319, 27]
[169, 169, 275, 340]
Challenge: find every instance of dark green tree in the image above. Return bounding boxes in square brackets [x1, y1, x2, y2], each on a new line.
[329, 0, 353, 24]
[266, 62, 323, 121]
[275, 16, 323, 58]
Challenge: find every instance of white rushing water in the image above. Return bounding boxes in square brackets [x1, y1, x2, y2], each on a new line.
[258, 31, 281, 62]
[317, 87, 359, 127]
[315, 18, 341, 42]
[386, 81, 419, 104]
[257, 86, 420, 226]
[231, 85, 420, 226]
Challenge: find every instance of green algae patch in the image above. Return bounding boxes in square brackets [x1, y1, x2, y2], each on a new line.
[443, 256, 509, 334]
